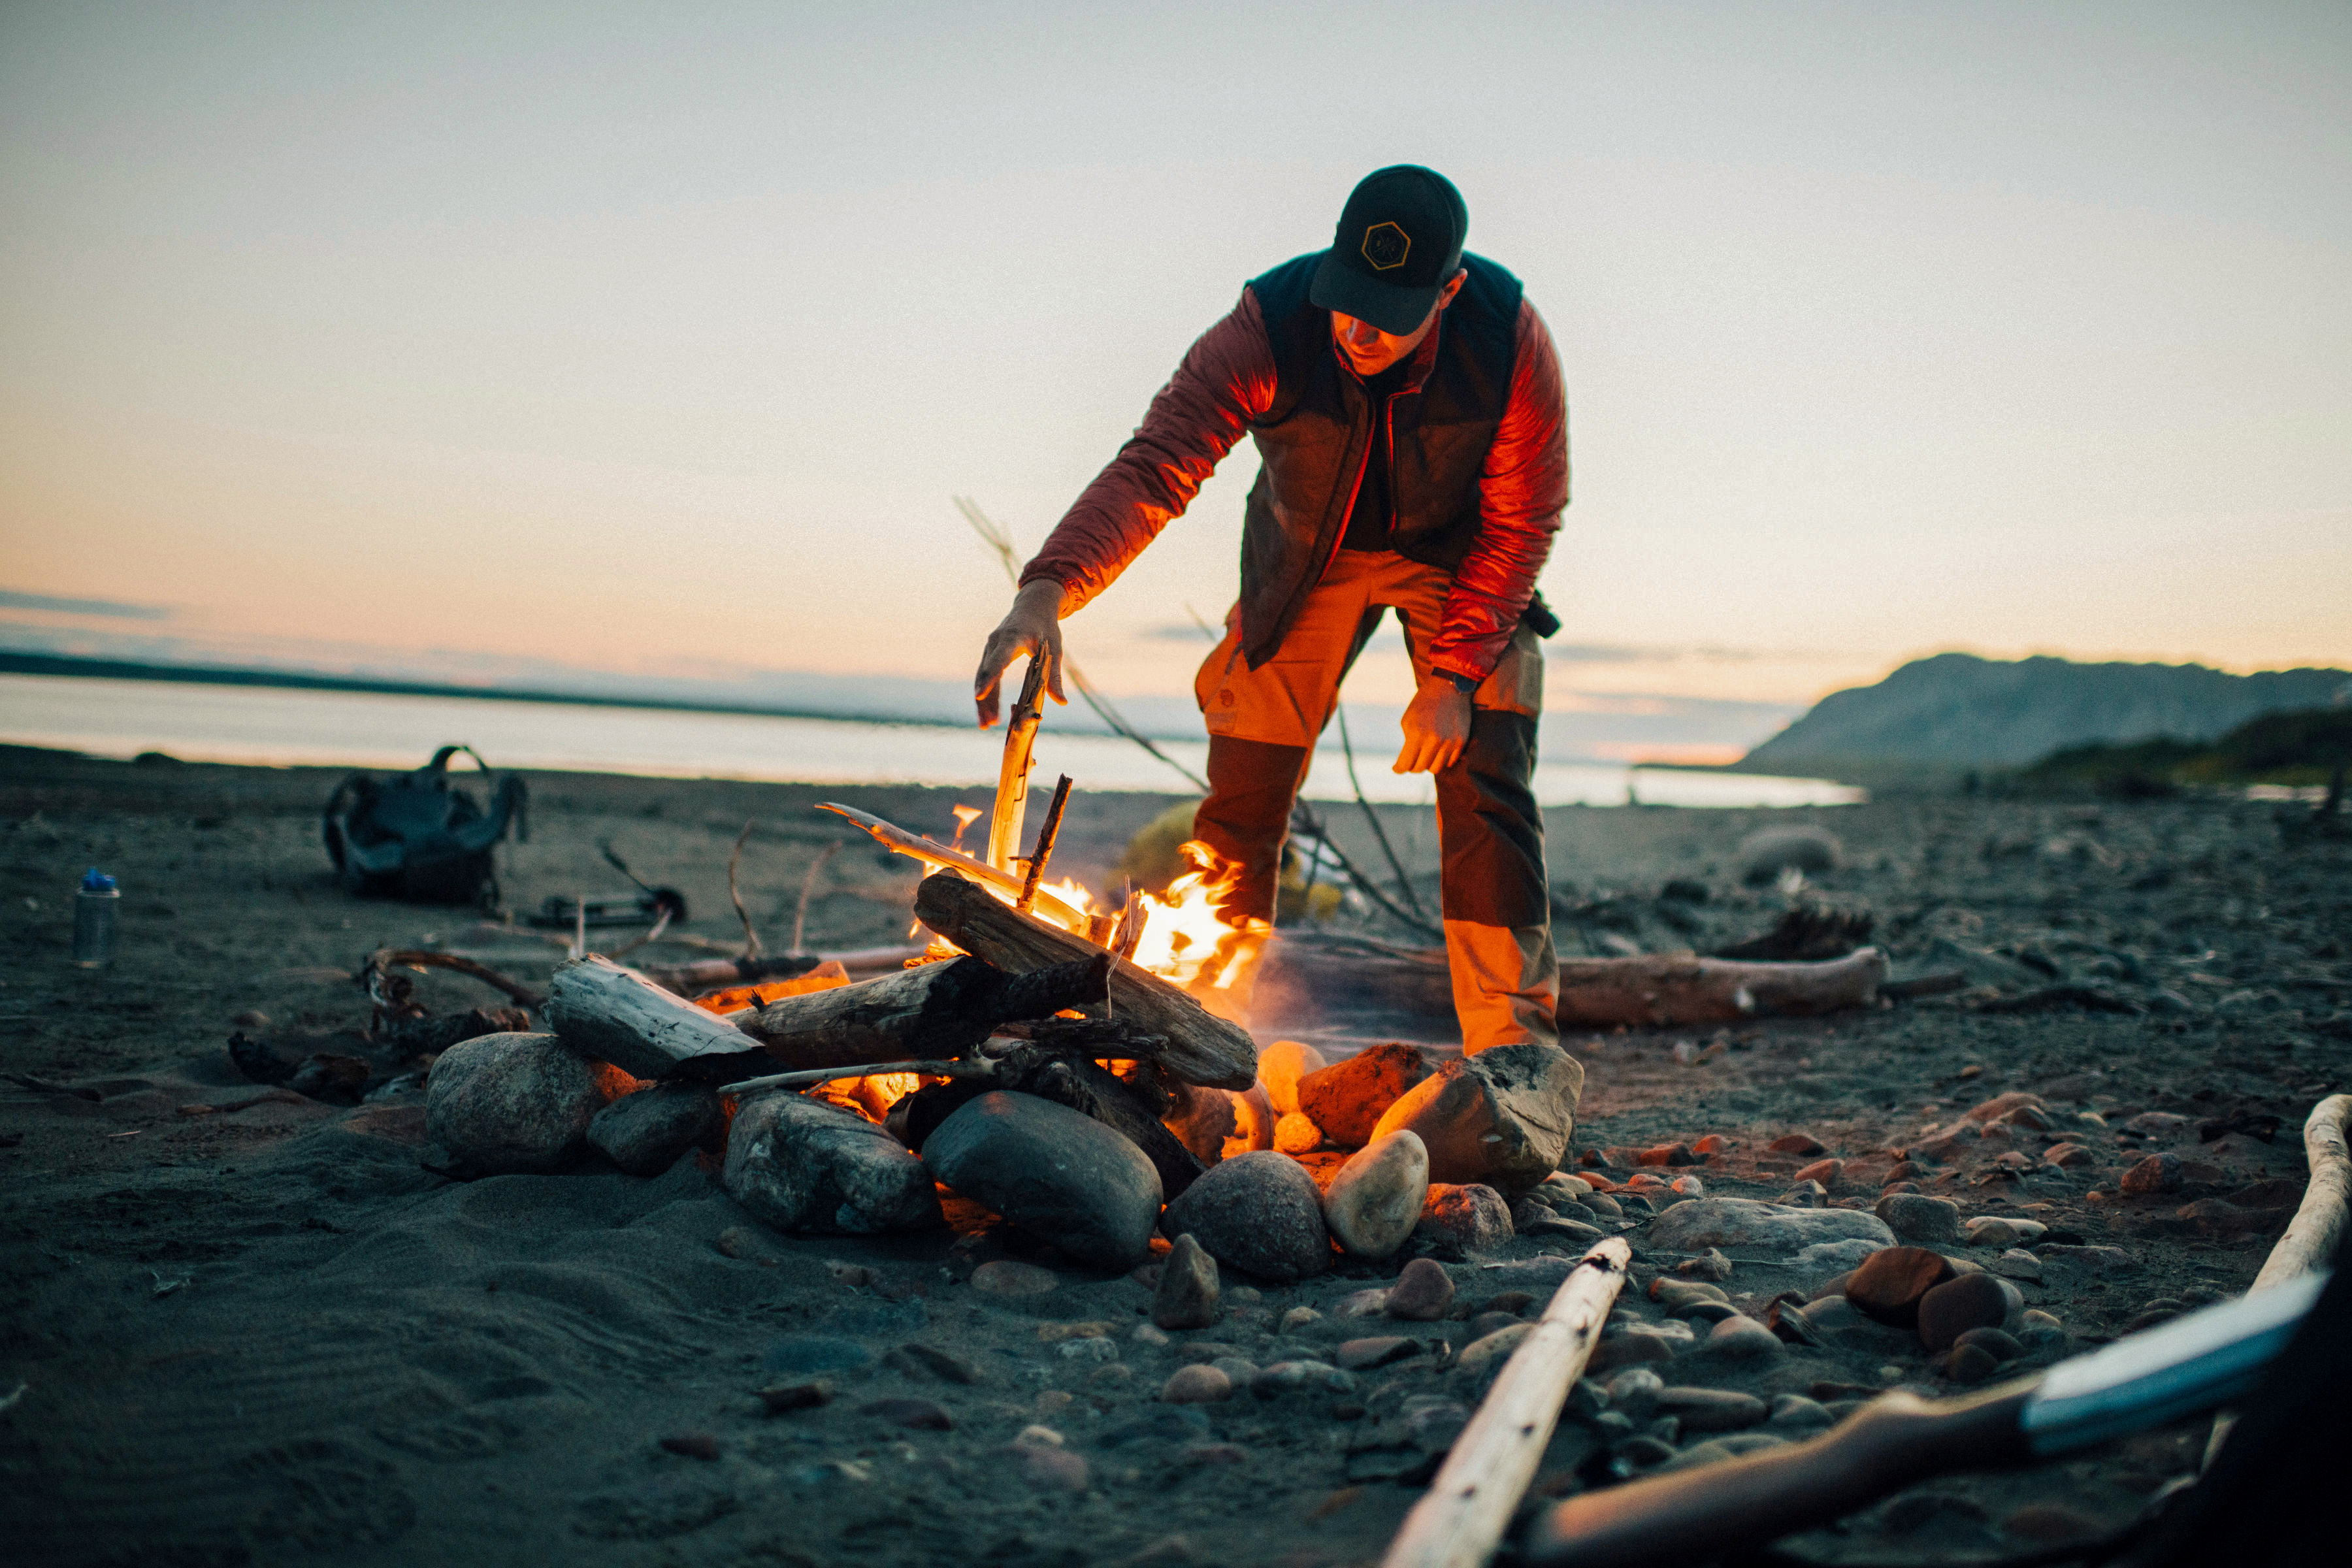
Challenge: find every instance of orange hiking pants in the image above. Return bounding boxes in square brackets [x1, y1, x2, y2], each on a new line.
[1190, 549, 1558, 1052]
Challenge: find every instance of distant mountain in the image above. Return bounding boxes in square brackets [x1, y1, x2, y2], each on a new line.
[1741, 653, 2352, 771]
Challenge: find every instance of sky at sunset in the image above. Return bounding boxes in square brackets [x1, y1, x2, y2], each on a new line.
[3, 1, 2347, 762]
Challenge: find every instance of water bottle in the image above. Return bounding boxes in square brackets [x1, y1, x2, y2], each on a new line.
[73, 869, 119, 968]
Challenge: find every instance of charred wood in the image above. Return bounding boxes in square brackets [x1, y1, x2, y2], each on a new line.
[732, 951, 1111, 1072]
[912, 872, 1260, 1090]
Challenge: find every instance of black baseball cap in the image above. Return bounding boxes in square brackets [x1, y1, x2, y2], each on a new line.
[1309, 165, 1469, 336]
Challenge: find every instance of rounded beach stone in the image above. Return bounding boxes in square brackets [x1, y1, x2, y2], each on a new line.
[425, 1032, 615, 1175]
[1162, 1082, 1236, 1164]
[1844, 1247, 1957, 1328]
[1792, 1158, 1844, 1188]
[1705, 1315, 1784, 1359]
[1322, 1130, 1430, 1259]
[1232, 1083, 1278, 1151]
[1873, 1192, 1965, 1245]
[1369, 1043, 1583, 1194]
[1152, 1233, 1222, 1330]
[1251, 1360, 1354, 1399]
[1413, 1183, 1513, 1259]
[1605, 1367, 1663, 1422]
[926, 1090, 1164, 1270]
[1273, 1113, 1324, 1155]
[1916, 1272, 2025, 1352]
[1588, 1329, 1677, 1375]
[1952, 1326, 2023, 1363]
[2120, 1152, 2183, 1196]
[1161, 1149, 1331, 1284]
[1737, 824, 1840, 882]
[1648, 1198, 1896, 1254]
[1296, 1043, 1435, 1148]
[1456, 1323, 1531, 1371]
[1256, 1040, 1328, 1115]
[1160, 1364, 1232, 1405]
[725, 1092, 943, 1235]
[588, 1082, 723, 1177]
[1383, 1258, 1455, 1322]
[1656, 1387, 1767, 1431]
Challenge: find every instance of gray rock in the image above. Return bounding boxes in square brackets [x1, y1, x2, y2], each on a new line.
[1153, 1233, 1222, 1330]
[589, 1083, 723, 1177]
[1369, 1043, 1584, 1195]
[1737, 824, 1841, 883]
[1703, 1315, 1785, 1360]
[1162, 1149, 1331, 1284]
[425, 1032, 615, 1175]
[1656, 1387, 1767, 1431]
[1414, 1184, 1514, 1259]
[1250, 1360, 1354, 1399]
[1322, 1130, 1429, 1259]
[927, 1091, 1164, 1270]
[1605, 1367, 1663, 1422]
[1384, 1258, 1455, 1321]
[1793, 1237, 1887, 1274]
[725, 1093, 943, 1235]
[1648, 1198, 1896, 1254]
[1874, 1192, 1966, 1245]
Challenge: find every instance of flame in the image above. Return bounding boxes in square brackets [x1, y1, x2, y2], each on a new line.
[1124, 841, 1270, 1019]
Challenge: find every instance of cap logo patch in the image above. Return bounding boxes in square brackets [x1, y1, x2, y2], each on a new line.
[1360, 221, 1411, 271]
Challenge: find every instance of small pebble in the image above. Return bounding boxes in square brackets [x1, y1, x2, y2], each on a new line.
[1336, 1336, 1423, 1371]
[1991, 1249, 2043, 1282]
[1655, 1387, 1766, 1431]
[757, 1379, 834, 1414]
[1874, 1193, 1965, 1245]
[1160, 1364, 1233, 1403]
[1692, 1134, 1731, 1154]
[1036, 1390, 1074, 1418]
[1153, 1233, 1223, 1331]
[1650, 1278, 1729, 1309]
[2119, 1152, 2183, 1196]
[1130, 1322, 1172, 1347]
[1280, 1306, 1322, 1331]
[1274, 1113, 1324, 1155]
[1675, 1249, 1733, 1282]
[860, 1397, 954, 1430]
[715, 1226, 762, 1260]
[1605, 1367, 1663, 1422]
[1016, 1443, 1090, 1491]
[1059, 1337, 1119, 1364]
[972, 1260, 1060, 1296]
[2042, 1143, 2095, 1168]
[1916, 1273, 2023, 1352]
[1088, 1363, 1134, 1386]
[1776, 1181, 1828, 1207]
[1845, 1247, 1955, 1328]
[1768, 1132, 1826, 1156]
[1705, 1316, 1784, 1358]
[1792, 1158, 1843, 1188]
[1384, 1258, 1456, 1322]
[659, 1432, 721, 1460]
[1767, 1394, 1833, 1429]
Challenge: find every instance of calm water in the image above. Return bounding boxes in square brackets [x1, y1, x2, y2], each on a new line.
[0, 674, 1863, 809]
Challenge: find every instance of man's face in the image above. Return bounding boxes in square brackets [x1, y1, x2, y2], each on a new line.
[1328, 269, 1467, 377]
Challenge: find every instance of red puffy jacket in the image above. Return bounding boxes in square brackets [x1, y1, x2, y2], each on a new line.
[1020, 282, 1567, 682]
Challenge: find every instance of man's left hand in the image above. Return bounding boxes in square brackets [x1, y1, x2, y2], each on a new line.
[1396, 677, 1473, 774]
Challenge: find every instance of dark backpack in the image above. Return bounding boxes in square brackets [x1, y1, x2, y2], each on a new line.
[322, 745, 529, 906]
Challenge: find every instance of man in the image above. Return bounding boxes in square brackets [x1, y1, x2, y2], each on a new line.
[974, 165, 1567, 1053]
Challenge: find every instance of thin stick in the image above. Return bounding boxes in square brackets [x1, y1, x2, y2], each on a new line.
[816, 802, 1090, 929]
[728, 820, 764, 958]
[1017, 776, 1073, 915]
[600, 902, 674, 960]
[791, 842, 842, 953]
[1288, 800, 1443, 941]
[357, 949, 546, 1009]
[716, 1058, 999, 1098]
[1382, 1237, 1631, 1568]
[1338, 704, 1433, 921]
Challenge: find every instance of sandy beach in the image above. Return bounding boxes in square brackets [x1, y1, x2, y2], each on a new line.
[3, 743, 2345, 1567]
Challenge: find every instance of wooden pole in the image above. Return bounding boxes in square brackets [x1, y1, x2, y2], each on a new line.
[1380, 1237, 1631, 1568]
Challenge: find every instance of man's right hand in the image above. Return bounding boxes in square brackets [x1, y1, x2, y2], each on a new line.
[973, 579, 1070, 728]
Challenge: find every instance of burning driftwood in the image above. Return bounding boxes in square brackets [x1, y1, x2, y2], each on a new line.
[913, 870, 1260, 1090]
[731, 951, 1111, 1073]
[1557, 947, 1889, 1026]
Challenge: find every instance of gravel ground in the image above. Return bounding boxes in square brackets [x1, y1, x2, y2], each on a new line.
[2, 744, 2345, 1567]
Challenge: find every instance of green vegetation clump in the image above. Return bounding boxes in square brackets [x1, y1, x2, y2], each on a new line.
[2021, 707, 2352, 796]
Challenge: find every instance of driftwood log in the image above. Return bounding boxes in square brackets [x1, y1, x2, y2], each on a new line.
[542, 956, 775, 1082]
[1253, 932, 1891, 1032]
[1556, 947, 1889, 1026]
[913, 872, 1260, 1090]
[1382, 1239, 1631, 1568]
[732, 952, 1111, 1073]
